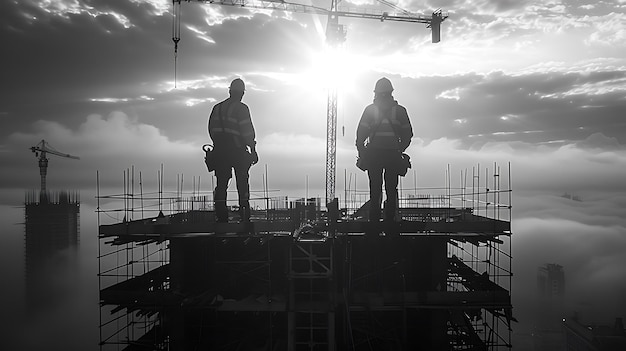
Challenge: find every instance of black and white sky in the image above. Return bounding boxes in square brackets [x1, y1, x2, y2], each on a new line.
[0, 0, 625, 348]
[1, 0, 625, 193]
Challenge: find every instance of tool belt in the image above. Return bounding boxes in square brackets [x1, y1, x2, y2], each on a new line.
[356, 147, 411, 176]
[203, 144, 217, 172]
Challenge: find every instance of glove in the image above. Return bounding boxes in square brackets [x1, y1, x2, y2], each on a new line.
[356, 142, 366, 157]
[250, 148, 259, 165]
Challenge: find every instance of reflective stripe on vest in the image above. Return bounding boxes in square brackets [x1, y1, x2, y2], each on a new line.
[368, 106, 401, 149]
[215, 102, 243, 147]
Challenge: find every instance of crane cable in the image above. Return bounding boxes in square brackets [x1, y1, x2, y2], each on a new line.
[172, 0, 182, 89]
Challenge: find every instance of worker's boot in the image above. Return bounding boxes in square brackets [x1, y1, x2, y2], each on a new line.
[383, 201, 399, 238]
[239, 206, 250, 223]
[383, 200, 398, 222]
[215, 203, 229, 223]
[369, 200, 381, 223]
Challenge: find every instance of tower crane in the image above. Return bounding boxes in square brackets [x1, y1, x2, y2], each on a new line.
[172, 0, 447, 205]
[30, 139, 80, 195]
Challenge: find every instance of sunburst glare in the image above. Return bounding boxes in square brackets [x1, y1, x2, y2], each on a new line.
[298, 45, 370, 99]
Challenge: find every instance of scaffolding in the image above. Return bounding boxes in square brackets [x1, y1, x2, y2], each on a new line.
[97, 163, 513, 350]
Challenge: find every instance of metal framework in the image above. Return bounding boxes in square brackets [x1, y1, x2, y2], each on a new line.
[325, 87, 338, 205]
[185, 0, 443, 26]
[30, 139, 79, 194]
[97, 162, 513, 350]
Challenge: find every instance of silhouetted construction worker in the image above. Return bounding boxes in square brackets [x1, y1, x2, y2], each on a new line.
[356, 77, 413, 223]
[208, 78, 258, 222]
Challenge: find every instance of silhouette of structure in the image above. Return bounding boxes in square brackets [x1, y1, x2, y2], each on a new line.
[24, 190, 80, 313]
[534, 263, 566, 350]
[25, 140, 80, 314]
[563, 314, 626, 351]
[30, 139, 79, 196]
[538, 263, 565, 300]
[98, 163, 513, 350]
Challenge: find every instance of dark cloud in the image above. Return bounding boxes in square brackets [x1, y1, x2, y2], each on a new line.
[1, 0, 175, 136]
[564, 0, 621, 16]
[3, 0, 624, 146]
[425, 0, 609, 15]
[424, 0, 531, 13]
[483, 0, 532, 12]
[170, 3, 350, 77]
[386, 70, 626, 147]
[0, 1, 328, 141]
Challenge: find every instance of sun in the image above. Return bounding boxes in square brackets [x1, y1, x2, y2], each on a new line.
[299, 45, 370, 99]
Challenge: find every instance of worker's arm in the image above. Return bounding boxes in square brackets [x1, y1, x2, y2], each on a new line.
[237, 103, 258, 164]
[397, 106, 413, 152]
[355, 106, 374, 153]
[208, 104, 220, 141]
[249, 141, 258, 165]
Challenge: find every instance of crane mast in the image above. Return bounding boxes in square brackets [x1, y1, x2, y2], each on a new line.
[174, 0, 447, 205]
[30, 139, 80, 199]
[324, 0, 345, 206]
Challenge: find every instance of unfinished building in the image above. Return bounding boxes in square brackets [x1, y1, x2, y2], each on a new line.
[25, 190, 80, 313]
[98, 163, 513, 350]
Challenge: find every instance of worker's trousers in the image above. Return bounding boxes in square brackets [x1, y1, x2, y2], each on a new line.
[213, 149, 251, 222]
[366, 149, 400, 222]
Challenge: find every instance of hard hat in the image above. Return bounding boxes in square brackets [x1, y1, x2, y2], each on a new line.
[229, 78, 245, 92]
[374, 77, 393, 93]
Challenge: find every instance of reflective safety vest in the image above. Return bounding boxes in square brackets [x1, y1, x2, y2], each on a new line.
[357, 103, 412, 150]
[208, 98, 255, 149]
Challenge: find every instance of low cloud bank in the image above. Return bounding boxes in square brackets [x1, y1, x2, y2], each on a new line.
[2, 112, 625, 201]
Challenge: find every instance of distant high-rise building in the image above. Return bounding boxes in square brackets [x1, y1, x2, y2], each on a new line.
[534, 263, 566, 351]
[24, 190, 80, 314]
[538, 263, 565, 299]
[563, 314, 626, 351]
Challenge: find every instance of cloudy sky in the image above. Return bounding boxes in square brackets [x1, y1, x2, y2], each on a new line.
[1, 0, 625, 349]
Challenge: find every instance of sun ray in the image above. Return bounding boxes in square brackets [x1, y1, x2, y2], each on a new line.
[297, 45, 371, 100]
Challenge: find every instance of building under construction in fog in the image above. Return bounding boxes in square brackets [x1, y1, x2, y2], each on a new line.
[25, 190, 80, 312]
[98, 163, 514, 350]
